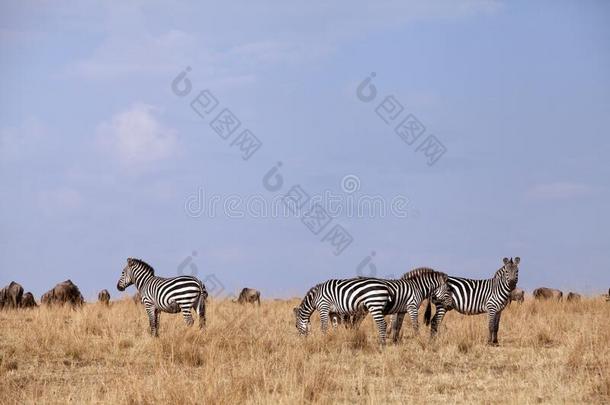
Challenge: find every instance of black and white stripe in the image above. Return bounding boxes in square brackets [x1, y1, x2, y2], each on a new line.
[117, 258, 208, 336]
[294, 269, 452, 344]
[422, 257, 520, 345]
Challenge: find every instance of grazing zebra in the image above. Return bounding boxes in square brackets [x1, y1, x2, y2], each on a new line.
[294, 270, 452, 345]
[418, 257, 520, 346]
[292, 284, 368, 331]
[116, 258, 208, 337]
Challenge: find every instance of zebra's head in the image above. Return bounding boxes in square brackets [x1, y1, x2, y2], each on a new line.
[293, 306, 310, 335]
[501, 257, 520, 289]
[117, 258, 136, 291]
[430, 273, 453, 308]
[402, 268, 453, 308]
[294, 284, 320, 335]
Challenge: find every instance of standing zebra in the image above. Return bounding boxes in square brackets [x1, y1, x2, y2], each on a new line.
[116, 258, 208, 337]
[418, 257, 520, 345]
[294, 269, 452, 345]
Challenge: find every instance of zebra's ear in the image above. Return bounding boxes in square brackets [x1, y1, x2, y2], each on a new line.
[514, 257, 520, 265]
[503, 257, 510, 265]
[127, 258, 135, 266]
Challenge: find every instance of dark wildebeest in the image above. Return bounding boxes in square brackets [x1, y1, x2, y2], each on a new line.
[41, 280, 85, 307]
[566, 292, 582, 302]
[533, 287, 563, 301]
[41, 291, 53, 305]
[21, 292, 37, 308]
[509, 288, 525, 304]
[0, 281, 24, 309]
[98, 289, 110, 305]
[237, 288, 261, 305]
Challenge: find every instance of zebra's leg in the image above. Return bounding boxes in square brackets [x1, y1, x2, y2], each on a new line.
[367, 306, 388, 346]
[154, 309, 160, 333]
[430, 306, 446, 337]
[492, 311, 502, 345]
[352, 309, 367, 329]
[487, 310, 498, 345]
[182, 307, 194, 327]
[145, 304, 159, 337]
[195, 295, 206, 330]
[319, 305, 330, 333]
[407, 305, 419, 335]
[391, 313, 406, 343]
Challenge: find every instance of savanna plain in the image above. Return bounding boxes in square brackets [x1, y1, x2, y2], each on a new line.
[0, 297, 609, 404]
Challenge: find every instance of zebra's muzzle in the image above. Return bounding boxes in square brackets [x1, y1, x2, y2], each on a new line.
[117, 283, 125, 292]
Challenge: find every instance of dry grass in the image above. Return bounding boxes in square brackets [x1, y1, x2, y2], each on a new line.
[0, 297, 608, 404]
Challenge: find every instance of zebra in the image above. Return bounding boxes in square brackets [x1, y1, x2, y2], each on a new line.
[292, 285, 368, 331]
[294, 269, 452, 345]
[386, 267, 455, 342]
[116, 258, 208, 337]
[417, 257, 520, 346]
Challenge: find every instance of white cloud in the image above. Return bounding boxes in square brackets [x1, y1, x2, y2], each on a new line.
[527, 182, 595, 200]
[97, 103, 179, 172]
[63, 1, 501, 82]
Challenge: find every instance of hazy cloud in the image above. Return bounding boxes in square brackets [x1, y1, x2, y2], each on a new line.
[97, 103, 178, 172]
[527, 182, 596, 201]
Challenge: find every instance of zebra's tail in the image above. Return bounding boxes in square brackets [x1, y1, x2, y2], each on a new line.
[424, 299, 432, 326]
[195, 283, 208, 327]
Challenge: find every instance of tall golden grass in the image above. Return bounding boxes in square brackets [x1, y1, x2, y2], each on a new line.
[0, 297, 608, 404]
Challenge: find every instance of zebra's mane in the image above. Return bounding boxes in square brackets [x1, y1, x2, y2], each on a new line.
[401, 267, 447, 281]
[128, 258, 155, 275]
[494, 265, 512, 279]
[299, 283, 321, 308]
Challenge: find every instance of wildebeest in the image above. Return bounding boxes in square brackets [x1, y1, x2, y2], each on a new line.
[41, 280, 85, 307]
[236, 288, 261, 305]
[566, 292, 581, 302]
[41, 291, 53, 305]
[0, 281, 24, 309]
[98, 289, 110, 305]
[533, 287, 563, 301]
[21, 292, 37, 308]
[509, 288, 525, 304]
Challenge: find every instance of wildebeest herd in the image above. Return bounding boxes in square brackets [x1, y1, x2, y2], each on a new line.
[2, 257, 608, 347]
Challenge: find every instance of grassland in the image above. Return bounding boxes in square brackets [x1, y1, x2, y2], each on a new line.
[0, 296, 609, 404]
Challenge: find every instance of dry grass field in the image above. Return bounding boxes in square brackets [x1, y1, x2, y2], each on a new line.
[1, 297, 609, 404]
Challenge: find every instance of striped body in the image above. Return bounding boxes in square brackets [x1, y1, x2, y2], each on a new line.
[446, 275, 513, 315]
[423, 257, 520, 345]
[117, 258, 208, 336]
[295, 269, 451, 345]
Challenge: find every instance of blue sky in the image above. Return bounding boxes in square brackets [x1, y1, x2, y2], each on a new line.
[1, 1, 609, 300]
